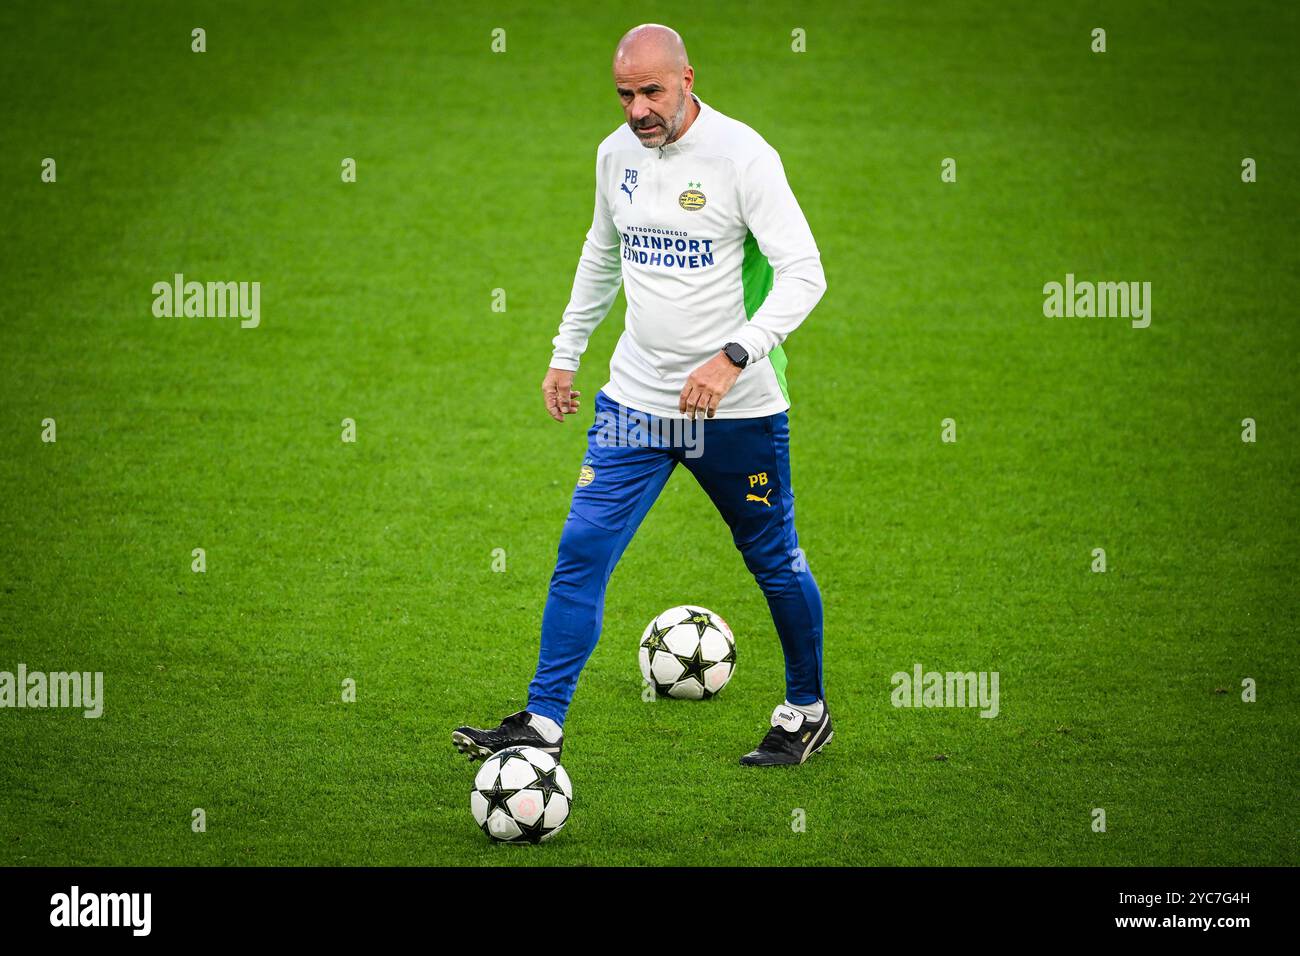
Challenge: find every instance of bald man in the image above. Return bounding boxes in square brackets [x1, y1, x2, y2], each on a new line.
[454, 24, 830, 768]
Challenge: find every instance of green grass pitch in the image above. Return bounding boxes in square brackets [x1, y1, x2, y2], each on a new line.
[1, 0, 1296, 866]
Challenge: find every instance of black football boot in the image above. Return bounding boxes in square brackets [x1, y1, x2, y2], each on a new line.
[452, 711, 563, 762]
[739, 702, 832, 766]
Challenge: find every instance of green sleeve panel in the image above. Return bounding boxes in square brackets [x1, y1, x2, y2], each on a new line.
[741, 229, 789, 404]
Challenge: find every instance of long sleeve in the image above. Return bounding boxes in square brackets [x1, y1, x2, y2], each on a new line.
[550, 153, 624, 372]
[729, 146, 827, 363]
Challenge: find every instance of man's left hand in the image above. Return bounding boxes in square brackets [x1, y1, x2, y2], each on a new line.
[679, 350, 743, 419]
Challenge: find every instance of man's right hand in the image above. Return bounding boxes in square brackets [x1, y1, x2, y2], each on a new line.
[542, 367, 582, 422]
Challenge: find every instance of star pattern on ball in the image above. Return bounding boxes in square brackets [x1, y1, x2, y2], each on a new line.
[495, 747, 534, 770]
[642, 620, 677, 677]
[718, 639, 737, 667]
[477, 774, 518, 820]
[526, 765, 565, 802]
[513, 815, 551, 845]
[673, 643, 712, 686]
[678, 608, 720, 639]
[641, 620, 672, 655]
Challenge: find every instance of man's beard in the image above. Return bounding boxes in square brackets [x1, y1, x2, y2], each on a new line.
[636, 89, 688, 147]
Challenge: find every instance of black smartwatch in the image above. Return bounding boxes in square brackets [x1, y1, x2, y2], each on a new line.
[722, 342, 749, 369]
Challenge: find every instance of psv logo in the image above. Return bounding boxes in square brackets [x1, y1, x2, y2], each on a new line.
[679, 186, 706, 211]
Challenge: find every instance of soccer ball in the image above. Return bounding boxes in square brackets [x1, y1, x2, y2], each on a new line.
[638, 605, 736, 699]
[470, 746, 573, 844]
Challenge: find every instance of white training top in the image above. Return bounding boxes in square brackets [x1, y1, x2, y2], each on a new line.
[550, 92, 827, 419]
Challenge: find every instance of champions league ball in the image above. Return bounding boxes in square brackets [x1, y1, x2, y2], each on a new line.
[638, 605, 736, 699]
[470, 746, 573, 843]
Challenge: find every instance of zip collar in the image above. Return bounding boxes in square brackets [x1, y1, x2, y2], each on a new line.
[656, 92, 708, 158]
